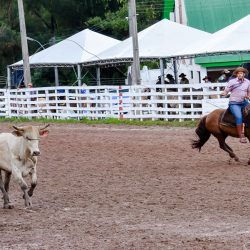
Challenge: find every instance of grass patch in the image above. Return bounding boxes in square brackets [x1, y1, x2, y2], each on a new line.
[0, 117, 197, 128]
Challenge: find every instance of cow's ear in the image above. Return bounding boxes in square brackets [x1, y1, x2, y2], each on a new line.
[39, 130, 49, 137]
[12, 130, 23, 137]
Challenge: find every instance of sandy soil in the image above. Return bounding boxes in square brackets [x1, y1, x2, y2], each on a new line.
[0, 123, 250, 250]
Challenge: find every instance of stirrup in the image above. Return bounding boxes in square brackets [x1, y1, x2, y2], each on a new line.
[240, 137, 247, 143]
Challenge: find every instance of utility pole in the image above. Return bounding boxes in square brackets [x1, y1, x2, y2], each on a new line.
[17, 0, 31, 87]
[128, 0, 140, 85]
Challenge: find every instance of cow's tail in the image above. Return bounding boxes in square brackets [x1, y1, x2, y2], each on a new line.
[191, 116, 211, 151]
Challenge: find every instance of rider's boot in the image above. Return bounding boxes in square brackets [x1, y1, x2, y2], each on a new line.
[236, 124, 247, 143]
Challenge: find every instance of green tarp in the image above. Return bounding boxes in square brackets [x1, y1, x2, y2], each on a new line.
[184, 0, 250, 33]
[184, 0, 250, 67]
[163, 0, 175, 19]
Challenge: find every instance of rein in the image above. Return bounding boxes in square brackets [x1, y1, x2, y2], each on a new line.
[229, 82, 242, 92]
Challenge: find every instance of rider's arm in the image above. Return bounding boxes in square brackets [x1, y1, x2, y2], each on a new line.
[221, 90, 228, 96]
[221, 80, 234, 96]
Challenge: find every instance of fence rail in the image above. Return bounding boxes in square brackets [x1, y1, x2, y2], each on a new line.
[0, 83, 228, 121]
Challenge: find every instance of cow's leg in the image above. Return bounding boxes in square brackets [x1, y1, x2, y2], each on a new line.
[28, 167, 37, 197]
[4, 172, 11, 193]
[0, 170, 12, 209]
[12, 168, 32, 208]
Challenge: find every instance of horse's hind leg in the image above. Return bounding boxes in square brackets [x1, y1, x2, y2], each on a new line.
[224, 142, 239, 162]
[216, 135, 239, 162]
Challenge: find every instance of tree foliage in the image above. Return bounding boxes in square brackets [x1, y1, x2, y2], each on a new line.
[0, 0, 164, 78]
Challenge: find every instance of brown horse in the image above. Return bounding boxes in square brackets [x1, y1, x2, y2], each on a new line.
[192, 104, 250, 164]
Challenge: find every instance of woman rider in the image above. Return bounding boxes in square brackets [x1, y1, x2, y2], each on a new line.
[221, 67, 250, 143]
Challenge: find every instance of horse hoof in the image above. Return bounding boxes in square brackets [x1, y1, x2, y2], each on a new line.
[234, 157, 239, 162]
[3, 204, 14, 209]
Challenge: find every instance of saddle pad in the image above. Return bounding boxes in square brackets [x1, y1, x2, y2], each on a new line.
[220, 106, 250, 128]
[220, 109, 236, 128]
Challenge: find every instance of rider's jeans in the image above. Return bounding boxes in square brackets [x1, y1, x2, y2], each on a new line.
[229, 100, 249, 125]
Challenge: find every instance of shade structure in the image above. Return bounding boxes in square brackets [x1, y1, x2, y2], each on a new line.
[176, 14, 250, 58]
[11, 29, 121, 68]
[83, 18, 211, 66]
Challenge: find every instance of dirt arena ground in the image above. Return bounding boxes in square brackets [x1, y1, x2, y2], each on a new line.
[1, 123, 250, 250]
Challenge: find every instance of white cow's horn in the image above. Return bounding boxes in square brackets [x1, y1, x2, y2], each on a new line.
[40, 124, 50, 130]
[12, 125, 24, 132]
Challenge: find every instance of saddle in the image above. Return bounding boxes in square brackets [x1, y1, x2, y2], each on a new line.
[220, 104, 250, 127]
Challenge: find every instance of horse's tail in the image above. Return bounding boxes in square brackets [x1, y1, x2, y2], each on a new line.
[191, 116, 211, 151]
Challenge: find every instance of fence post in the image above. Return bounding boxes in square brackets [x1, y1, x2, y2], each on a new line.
[6, 89, 11, 117]
[118, 86, 124, 120]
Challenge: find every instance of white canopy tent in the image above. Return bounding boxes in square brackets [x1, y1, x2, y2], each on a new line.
[175, 14, 250, 57]
[82, 19, 211, 85]
[83, 19, 211, 66]
[9, 19, 212, 86]
[11, 29, 120, 67]
[9, 29, 120, 87]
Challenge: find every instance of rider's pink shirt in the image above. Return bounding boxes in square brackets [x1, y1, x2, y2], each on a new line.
[224, 77, 250, 102]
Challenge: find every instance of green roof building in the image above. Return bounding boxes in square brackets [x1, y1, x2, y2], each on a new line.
[165, 0, 250, 70]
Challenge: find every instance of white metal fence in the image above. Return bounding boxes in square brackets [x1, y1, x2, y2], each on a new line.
[0, 83, 228, 120]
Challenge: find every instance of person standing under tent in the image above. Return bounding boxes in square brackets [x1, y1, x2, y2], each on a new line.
[179, 73, 190, 108]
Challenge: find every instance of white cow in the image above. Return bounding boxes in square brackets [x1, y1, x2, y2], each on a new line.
[0, 124, 49, 209]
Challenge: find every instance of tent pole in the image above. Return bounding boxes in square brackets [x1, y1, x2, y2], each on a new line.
[54, 67, 59, 86]
[77, 64, 82, 86]
[96, 67, 101, 86]
[7, 66, 11, 89]
[129, 0, 140, 85]
[160, 59, 165, 84]
[173, 57, 178, 84]
[17, 0, 31, 87]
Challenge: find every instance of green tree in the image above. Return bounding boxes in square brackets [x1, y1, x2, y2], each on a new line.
[87, 0, 163, 40]
[0, 0, 164, 80]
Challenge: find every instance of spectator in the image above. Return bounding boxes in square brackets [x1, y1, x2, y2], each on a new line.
[166, 74, 176, 84]
[202, 76, 215, 99]
[179, 73, 189, 84]
[166, 74, 178, 110]
[202, 76, 212, 84]
[179, 73, 190, 108]
[27, 83, 36, 101]
[156, 76, 168, 85]
[218, 69, 231, 82]
[155, 76, 167, 93]
[166, 74, 177, 93]
[202, 76, 212, 90]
